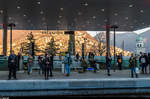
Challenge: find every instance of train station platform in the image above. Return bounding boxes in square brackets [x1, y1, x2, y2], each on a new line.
[0, 70, 150, 97]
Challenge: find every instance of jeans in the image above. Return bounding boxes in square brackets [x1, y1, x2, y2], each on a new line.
[28, 65, 32, 74]
[131, 67, 136, 76]
[65, 64, 70, 75]
[107, 63, 111, 74]
[39, 63, 44, 74]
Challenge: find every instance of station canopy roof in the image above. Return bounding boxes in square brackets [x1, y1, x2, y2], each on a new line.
[0, 0, 150, 31]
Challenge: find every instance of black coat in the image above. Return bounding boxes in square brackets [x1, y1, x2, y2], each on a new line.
[43, 57, 52, 68]
[145, 55, 149, 65]
[139, 55, 148, 65]
[106, 56, 112, 64]
[8, 54, 17, 69]
[117, 56, 123, 64]
[148, 55, 150, 64]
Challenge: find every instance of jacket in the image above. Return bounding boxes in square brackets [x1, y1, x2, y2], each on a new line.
[43, 57, 51, 68]
[64, 56, 72, 65]
[117, 56, 123, 63]
[27, 57, 33, 66]
[106, 55, 112, 64]
[8, 54, 17, 68]
[129, 56, 137, 68]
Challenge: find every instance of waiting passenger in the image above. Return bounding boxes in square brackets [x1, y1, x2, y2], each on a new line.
[38, 56, 44, 75]
[64, 52, 72, 76]
[8, 50, 17, 80]
[117, 53, 123, 70]
[129, 53, 138, 78]
[106, 52, 112, 76]
[27, 54, 34, 75]
[139, 53, 147, 74]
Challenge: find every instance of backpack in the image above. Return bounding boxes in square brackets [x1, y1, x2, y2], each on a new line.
[141, 57, 146, 63]
[67, 57, 72, 64]
[118, 59, 122, 63]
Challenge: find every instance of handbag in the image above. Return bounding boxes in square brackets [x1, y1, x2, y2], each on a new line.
[136, 67, 140, 74]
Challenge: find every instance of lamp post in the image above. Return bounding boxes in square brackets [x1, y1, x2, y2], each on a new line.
[8, 23, 16, 54]
[0, 24, 3, 54]
[111, 25, 118, 72]
[84, 38, 87, 57]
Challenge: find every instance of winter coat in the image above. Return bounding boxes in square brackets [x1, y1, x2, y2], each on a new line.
[64, 56, 72, 65]
[129, 56, 137, 68]
[139, 55, 148, 65]
[27, 57, 34, 66]
[43, 57, 51, 68]
[117, 56, 123, 64]
[106, 56, 112, 64]
[8, 54, 17, 69]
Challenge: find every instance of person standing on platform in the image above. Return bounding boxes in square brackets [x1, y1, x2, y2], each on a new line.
[93, 59, 97, 73]
[8, 50, 17, 80]
[38, 56, 44, 75]
[27, 54, 34, 75]
[106, 52, 112, 76]
[117, 53, 123, 70]
[49, 54, 53, 77]
[148, 53, 150, 73]
[139, 53, 147, 74]
[64, 52, 72, 76]
[43, 54, 52, 80]
[129, 53, 138, 78]
[144, 53, 149, 73]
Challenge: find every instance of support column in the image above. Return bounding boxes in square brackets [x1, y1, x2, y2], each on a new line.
[2, 9, 8, 56]
[65, 31, 75, 56]
[10, 26, 12, 54]
[106, 25, 110, 56]
[105, 0, 111, 56]
[69, 33, 75, 55]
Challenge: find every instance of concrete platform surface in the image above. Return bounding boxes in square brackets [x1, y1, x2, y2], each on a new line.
[0, 69, 150, 80]
[0, 70, 150, 96]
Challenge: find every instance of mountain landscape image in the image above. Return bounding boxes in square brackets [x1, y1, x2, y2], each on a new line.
[0, 30, 131, 56]
[109, 30, 150, 53]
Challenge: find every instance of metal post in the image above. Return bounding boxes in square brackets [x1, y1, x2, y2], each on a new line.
[10, 26, 12, 54]
[82, 43, 84, 59]
[106, 25, 110, 57]
[8, 23, 16, 55]
[113, 28, 116, 72]
[111, 25, 119, 72]
[19, 45, 24, 72]
[122, 40, 125, 56]
[84, 38, 87, 58]
[105, 0, 110, 59]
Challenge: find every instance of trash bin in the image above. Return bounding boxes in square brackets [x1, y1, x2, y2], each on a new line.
[62, 63, 65, 74]
[96, 63, 100, 70]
